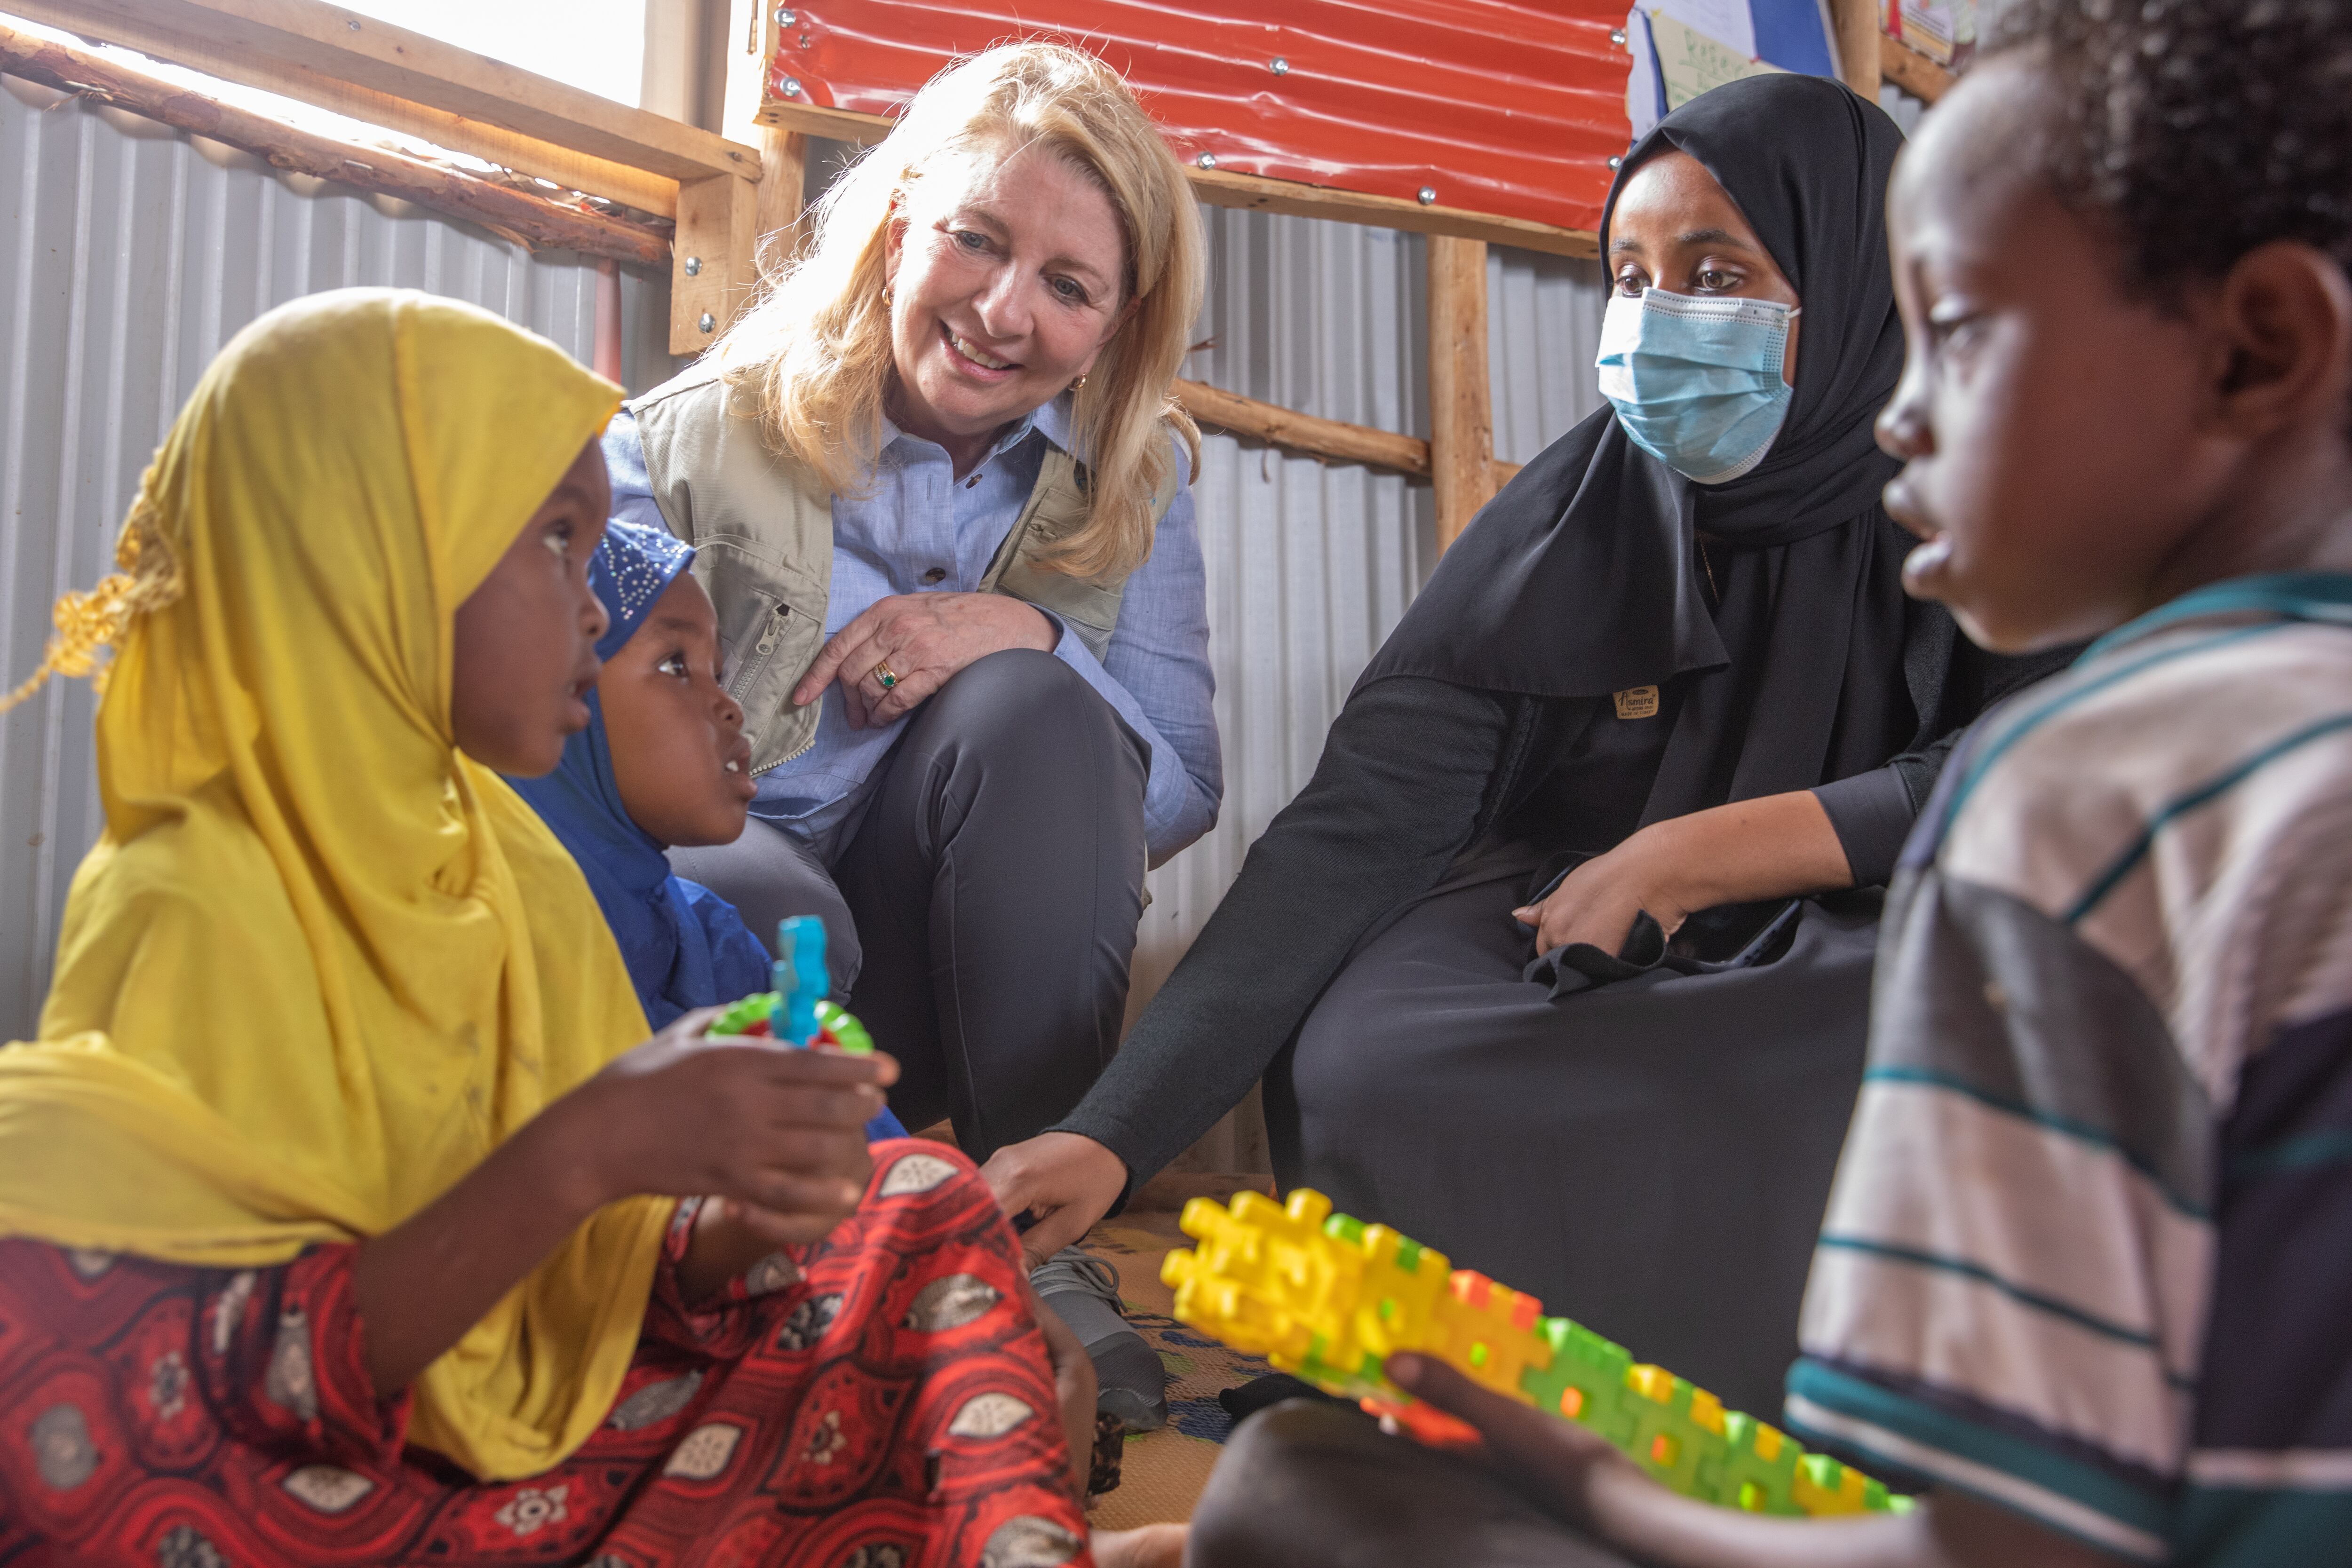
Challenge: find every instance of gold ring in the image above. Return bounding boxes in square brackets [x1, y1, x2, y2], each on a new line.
[872, 661, 899, 691]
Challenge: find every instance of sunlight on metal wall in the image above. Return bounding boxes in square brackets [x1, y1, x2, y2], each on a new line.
[0, 79, 678, 1037]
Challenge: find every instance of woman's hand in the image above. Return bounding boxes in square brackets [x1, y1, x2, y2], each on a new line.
[794, 592, 1058, 729]
[981, 1132, 1130, 1270]
[1513, 792, 1857, 958]
[562, 1006, 898, 1243]
[1513, 829, 1695, 957]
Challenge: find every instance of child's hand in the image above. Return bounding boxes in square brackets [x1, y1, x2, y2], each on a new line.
[1385, 1353, 1627, 1528]
[559, 1006, 898, 1245]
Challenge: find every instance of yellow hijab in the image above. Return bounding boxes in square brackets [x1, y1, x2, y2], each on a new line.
[0, 288, 669, 1481]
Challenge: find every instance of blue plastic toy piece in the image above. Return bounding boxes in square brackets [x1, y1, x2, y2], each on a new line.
[771, 916, 828, 1046]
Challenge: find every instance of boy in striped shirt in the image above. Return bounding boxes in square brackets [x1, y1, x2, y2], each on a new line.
[1188, 2, 2352, 1565]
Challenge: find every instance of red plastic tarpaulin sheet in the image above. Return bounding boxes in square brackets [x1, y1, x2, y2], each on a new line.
[769, 1, 1635, 237]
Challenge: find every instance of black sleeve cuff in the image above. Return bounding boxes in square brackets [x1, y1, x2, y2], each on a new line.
[1813, 765, 1920, 890]
[1043, 1113, 1139, 1217]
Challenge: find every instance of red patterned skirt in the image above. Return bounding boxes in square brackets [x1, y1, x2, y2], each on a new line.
[0, 1141, 1092, 1567]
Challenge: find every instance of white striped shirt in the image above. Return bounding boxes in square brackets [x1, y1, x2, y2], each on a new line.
[1788, 574, 2352, 1565]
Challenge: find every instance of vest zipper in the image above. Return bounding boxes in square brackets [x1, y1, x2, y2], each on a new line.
[728, 604, 790, 704]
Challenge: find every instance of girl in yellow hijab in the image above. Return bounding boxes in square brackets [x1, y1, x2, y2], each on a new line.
[0, 289, 1097, 1567]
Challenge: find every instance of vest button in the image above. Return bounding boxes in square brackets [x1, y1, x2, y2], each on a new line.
[922, 567, 947, 584]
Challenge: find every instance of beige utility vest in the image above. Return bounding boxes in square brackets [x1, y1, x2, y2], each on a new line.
[628, 362, 1174, 775]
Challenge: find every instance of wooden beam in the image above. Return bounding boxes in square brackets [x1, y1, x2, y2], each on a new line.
[1827, 0, 1883, 98]
[755, 97, 1602, 261]
[751, 96, 890, 143]
[670, 173, 758, 353]
[0, 21, 668, 266]
[15, 0, 756, 178]
[1189, 167, 1599, 261]
[665, 0, 796, 348]
[1428, 235, 1496, 551]
[6, 0, 758, 214]
[727, 0, 805, 268]
[1174, 379, 1430, 477]
[9, 1, 679, 215]
[751, 127, 807, 260]
[1878, 34, 1956, 102]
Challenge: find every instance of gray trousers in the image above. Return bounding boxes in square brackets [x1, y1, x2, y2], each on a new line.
[669, 649, 1149, 1163]
[1190, 1402, 1636, 1567]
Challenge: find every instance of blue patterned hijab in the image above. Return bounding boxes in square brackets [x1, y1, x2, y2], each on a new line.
[511, 522, 906, 1140]
[507, 521, 774, 1032]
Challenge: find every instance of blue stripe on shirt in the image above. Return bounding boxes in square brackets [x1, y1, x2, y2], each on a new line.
[2065, 711, 2352, 925]
[1786, 1358, 2172, 1558]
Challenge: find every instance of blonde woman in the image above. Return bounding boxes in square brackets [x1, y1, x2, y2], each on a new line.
[604, 42, 1216, 1432]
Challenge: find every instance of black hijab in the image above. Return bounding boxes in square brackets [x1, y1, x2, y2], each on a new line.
[1362, 73, 1935, 825]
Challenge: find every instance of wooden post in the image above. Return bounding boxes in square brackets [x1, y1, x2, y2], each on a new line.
[1427, 234, 1495, 553]
[734, 4, 805, 275]
[751, 124, 807, 265]
[668, 0, 795, 353]
[670, 172, 758, 353]
[1827, 0, 1883, 98]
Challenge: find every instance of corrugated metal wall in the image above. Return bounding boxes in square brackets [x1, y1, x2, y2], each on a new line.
[0, 77, 679, 1036]
[0, 83, 1612, 1173]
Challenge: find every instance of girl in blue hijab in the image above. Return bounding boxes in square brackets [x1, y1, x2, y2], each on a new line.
[512, 519, 905, 1139]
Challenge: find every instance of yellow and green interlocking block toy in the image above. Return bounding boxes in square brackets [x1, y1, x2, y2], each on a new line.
[1162, 1188, 1906, 1518]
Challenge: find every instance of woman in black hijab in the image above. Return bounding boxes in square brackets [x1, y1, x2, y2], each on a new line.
[986, 74, 2070, 1415]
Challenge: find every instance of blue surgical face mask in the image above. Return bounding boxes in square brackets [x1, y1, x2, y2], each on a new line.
[1595, 288, 1799, 485]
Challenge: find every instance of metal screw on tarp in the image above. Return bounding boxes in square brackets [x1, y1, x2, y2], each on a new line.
[1608, 155, 1623, 170]
[1417, 186, 1437, 205]
[1197, 152, 1218, 169]
[1610, 27, 1628, 46]
[777, 8, 796, 24]
[699, 313, 716, 334]
[1270, 57, 1288, 74]
[783, 77, 803, 96]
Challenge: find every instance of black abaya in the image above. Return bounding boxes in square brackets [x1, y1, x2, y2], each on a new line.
[1051, 77, 2074, 1414]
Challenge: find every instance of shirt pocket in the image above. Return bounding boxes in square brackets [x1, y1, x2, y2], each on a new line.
[691, 538, 827, 775]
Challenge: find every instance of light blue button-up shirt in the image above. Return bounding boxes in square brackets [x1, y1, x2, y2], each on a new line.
[602, 395, 1221, 866]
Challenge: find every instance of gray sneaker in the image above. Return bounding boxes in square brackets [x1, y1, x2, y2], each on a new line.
[1031, 1246, 1169, 1432]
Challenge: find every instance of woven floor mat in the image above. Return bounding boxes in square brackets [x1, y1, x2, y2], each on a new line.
[1079, 1210, 1272, 1531]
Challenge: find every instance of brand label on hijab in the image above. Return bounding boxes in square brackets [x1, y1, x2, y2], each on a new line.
[1613, 685, 1661, 719]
